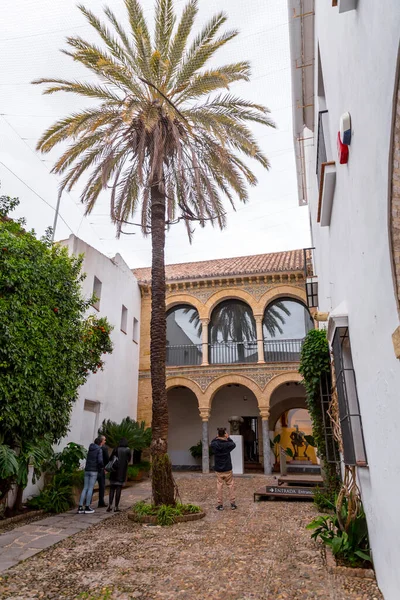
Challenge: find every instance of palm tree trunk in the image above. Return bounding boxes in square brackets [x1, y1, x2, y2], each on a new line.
[150, 184, 175, 506]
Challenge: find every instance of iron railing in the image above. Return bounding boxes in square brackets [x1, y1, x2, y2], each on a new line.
[166, 344, 202, 366]
[263, 338, 304, 362]
[166, 338, 305, 366]
[209, 341, 258, 364]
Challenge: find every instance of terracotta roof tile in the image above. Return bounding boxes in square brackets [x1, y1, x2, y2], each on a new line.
[133, 249, 306, 284]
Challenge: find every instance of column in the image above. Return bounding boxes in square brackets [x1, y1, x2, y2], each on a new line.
[255, 315, 265, 364]
[200, 318, 209, 366]
[260, 409, 272, 475]
[201, 419, 210, 474]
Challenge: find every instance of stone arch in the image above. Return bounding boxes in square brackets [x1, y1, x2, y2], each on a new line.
[264, 371, 303, 399]
[203, 374, 266, 412]
[202, 289, 256, 320]
[166, 376, 203, 404]
[389, 43, 400, 314]
[257, 285, 307, 314]
[165, 295, 204, 316]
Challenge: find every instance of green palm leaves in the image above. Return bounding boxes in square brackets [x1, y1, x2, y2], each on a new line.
[33, 0, 274, 235]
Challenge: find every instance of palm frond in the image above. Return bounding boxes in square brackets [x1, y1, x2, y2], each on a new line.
[155, 0, 175, 60]
[165, 0, 198, 85]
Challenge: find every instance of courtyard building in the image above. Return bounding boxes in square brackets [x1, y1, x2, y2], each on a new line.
[134, 249, 316, 474]
[288, 0, 400, 597]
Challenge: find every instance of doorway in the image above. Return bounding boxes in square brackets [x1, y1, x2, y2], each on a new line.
[240, 416, 259, 463]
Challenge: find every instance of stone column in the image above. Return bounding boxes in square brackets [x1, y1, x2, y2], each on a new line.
[255, 315, 265, 364]
[260, 409, 271, 475]
[201, 419, 210, 474]
[200, 318, 209, 366]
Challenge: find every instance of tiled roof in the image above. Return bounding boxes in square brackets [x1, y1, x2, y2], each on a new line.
[133, 249, 306, 284]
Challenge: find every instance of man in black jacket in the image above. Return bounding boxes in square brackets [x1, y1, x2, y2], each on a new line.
[97, 436, 109, 508]
[210, 428, 237, 511]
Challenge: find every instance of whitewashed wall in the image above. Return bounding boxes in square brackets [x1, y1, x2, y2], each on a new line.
[60, 235, 141, 449]
[305, 2, 400, 597]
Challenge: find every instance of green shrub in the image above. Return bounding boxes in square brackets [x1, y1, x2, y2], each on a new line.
[131, 501, 202, 525]
[189, 440, 213, 459]
[28, 474, 73, 513]
[313, 487, 336, 512]
[98, 418, 151, 451]
[307, 499, 371, 566]
[127, 465, 142, 481]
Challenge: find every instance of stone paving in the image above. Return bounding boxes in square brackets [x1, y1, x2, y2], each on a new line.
[0, 480, 151, 573]
[0, 475, 383, 600]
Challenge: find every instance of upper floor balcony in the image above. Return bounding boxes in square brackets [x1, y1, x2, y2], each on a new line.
[166, 298, 313, 367]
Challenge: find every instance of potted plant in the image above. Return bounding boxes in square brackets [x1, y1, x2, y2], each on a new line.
[127, 461, 151, 482]
[269, 434, 281, 472]
[189, 440, 213, 466]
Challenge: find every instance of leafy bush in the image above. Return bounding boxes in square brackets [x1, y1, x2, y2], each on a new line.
[307, 500, 371, 566]
[127, 465, 142, 481]
[28, 474, 74, 513]
[131, 501, 202, 525]
[54, 442, 87, 473]
[189, 440, 213, 459]
[313, 487, 335, 512]
[98, 417, 151, 451]
[0, 195, 113, 505]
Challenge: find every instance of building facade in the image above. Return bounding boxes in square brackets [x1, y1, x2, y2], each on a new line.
[288, 1, 400, 597]
[60, 235, 141, 448]
[134, 250, 315, 474]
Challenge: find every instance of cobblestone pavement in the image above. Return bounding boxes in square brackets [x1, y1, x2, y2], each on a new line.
[0, 475, 383, 600]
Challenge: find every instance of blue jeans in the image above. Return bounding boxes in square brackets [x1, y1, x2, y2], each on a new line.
[79, 471, 98, 507]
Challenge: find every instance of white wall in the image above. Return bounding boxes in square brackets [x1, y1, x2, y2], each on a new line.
[306, 3, 400, 597]
[60, 235, 141, 449]
[167, 388, 202, 466]
[209, 385, 259, 438]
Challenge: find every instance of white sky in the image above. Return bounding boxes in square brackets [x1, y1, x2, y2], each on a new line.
[0, 0, 310, 268]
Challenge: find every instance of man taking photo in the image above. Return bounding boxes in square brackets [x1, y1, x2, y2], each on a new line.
[211, 427, 237, 511]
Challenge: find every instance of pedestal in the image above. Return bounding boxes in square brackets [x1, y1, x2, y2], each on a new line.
[230, 435, 244, 475]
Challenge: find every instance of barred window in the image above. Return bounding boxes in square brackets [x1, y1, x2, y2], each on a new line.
[332, 327, 367, 466]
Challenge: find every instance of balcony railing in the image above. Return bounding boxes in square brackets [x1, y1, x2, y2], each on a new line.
[209, 341, 258, 364]
[166, 344, 202, 366]
[263, 338, 304, 362]
[166, 338, 305, 366]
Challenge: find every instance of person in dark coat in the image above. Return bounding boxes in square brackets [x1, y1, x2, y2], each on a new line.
[107, 438, 131, 512]
[210, 427, 237, 511]
[97, 436, 109, 508]
[77, 438, 104, 514]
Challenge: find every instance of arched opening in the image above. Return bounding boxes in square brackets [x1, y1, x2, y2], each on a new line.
[209, 383, 262, 471]
[166, 304, 202, 366]
[167, 386, 202, 468]
[209, 299, 257, 364]
[263, 298, 313, 361]
[268, 381, 319, 472]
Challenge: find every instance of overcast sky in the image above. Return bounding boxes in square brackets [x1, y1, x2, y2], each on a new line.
[0, 0, 310, 268]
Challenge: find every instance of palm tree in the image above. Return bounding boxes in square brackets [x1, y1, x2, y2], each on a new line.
[34, 0, 274, 505]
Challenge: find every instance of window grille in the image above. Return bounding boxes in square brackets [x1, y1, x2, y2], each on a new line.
[332, 327, 367, 466]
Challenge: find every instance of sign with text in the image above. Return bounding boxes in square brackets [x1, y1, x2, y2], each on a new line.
[266, 486, 314, 497]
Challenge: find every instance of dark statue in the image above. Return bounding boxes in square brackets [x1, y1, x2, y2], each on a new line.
[290, 425, 309, 459]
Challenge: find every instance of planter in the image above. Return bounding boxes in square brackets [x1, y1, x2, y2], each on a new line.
[128, 471, 144, 482]
[0, 509, 45, 528]
[325, 547, 375, 579]
[128, 511, 206, 525]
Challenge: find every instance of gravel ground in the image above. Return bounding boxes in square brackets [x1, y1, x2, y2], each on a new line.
[0, 475, 383, 600]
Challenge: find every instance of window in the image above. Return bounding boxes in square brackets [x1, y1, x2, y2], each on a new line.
[166, 305, 202, 366]
[209, 300, 257, 364]
[263, 299, 313, 362]
[92, 276, 102, 311]
[132, 317, 139, 343]
[82, 400, 100, 445]
[121, 305, 128, 334]
[332, 327, 367, 466]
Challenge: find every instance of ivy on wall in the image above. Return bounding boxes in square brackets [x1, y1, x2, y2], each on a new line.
[299, 329, 340, 500]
